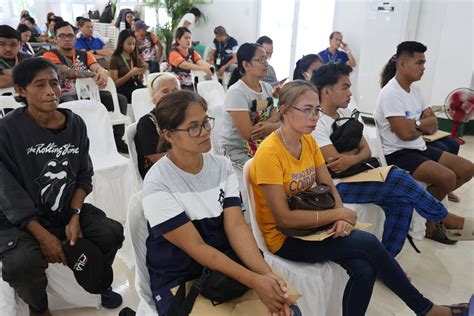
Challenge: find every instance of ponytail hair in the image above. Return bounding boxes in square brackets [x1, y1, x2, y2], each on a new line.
[293, 54, 321, 80]
[227, 42, 262, 88]
[380, 54, 397, 88]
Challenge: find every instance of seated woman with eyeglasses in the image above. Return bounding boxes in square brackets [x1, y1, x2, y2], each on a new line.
[221, 43, 280, 210]
[141, 90, 296, 315]
[249, 80, 469, 316]
[134, 73, 180, 179]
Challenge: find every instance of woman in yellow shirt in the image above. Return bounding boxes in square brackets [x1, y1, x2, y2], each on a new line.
[249, 80, 467, 316]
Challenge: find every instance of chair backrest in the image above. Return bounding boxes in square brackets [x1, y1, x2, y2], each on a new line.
[75, 78, 101, 102]
[0, 96, 23, 118]
[131, 88, 153, 121]
[207, 104, 225, 155]
[191, 70, 218, 90]
[125, 122, 143, 190]
[0, 87, 17, 97]
[197, 81, 226, 109]
[371, 121, 388, 166]
[242, 159, 270, 253]
[103, 77, 129, 125]
[60, 100, 118, 161]
[127, 192, 155, 310]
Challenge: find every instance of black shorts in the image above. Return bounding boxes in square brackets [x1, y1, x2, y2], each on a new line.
[385, 146, 443, 174]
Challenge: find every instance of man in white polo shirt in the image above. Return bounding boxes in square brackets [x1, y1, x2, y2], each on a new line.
[375, 41, 474, 241]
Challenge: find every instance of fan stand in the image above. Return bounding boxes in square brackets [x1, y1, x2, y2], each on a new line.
[450, 121, 465, 145]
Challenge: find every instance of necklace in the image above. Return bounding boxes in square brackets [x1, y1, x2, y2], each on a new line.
[278, 127, 288, 149]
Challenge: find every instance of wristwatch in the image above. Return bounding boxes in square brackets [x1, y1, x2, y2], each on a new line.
[71, 207, 82, 215]
[415, 119, 421, 130]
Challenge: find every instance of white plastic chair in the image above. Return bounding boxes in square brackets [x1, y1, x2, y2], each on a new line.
[75, 78, 101, 103]
[0, 260, 100, 315]
[60, 100, 133, 223]
[131, 88, 153, 122]
[207, 104, 225, 155]
[371, 121, 427, 240]
[0, 87, 17, 97]
[191, 70, 218, 91]
[103, 77, 131, 127]
[0, 96, 23, 117]
[242, 159, 347, 316]
[197, 81, 226, 109]
[125, 122, 143, 192]
[128, 192, 157, 315]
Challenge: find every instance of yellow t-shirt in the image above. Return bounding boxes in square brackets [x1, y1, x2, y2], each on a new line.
[249, 132, 326, 253]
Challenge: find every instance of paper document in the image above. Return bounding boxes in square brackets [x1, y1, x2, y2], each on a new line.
[338, 166, 395, 183]
[295, 222, 373, 241]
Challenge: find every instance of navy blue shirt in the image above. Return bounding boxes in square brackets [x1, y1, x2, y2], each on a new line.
[212, 36, 238, 67]
[317, 48, 349, 65]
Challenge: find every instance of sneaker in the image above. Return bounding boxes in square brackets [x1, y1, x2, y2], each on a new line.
[101, 287, 123, 309]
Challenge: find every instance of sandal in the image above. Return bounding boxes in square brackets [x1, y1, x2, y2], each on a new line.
[426, 226, 457, 245]
[448, 192, 461, 203]
[446, 217, 474, 241]
[444, 303, 468, 316]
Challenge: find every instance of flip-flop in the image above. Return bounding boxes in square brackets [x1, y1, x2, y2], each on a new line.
[446, 217, 474, 241]
[426, 226, 457, 245]
[448, 192, 461, 203]
[443, 303, 469, 316]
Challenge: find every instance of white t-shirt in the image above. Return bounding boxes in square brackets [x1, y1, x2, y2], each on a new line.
[177, 13, 196, 30]
[312, 107, 354, 148]
[374, 78, 429, 155]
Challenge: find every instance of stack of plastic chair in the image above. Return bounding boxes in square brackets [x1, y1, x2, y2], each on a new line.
[242, 159, 347, 315]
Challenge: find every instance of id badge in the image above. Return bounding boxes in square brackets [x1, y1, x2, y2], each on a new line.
[216, 57, 221, 65]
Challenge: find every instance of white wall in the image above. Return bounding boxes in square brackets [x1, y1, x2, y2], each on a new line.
[192, 0, 259, 47]
[334, 0, 472, 113]
[415, 0, 473, 105]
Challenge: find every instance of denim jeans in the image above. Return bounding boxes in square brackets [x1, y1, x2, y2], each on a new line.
[275, 230, 433, 316]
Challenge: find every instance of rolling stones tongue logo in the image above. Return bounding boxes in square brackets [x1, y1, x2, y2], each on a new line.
[35, 159, 75, 212]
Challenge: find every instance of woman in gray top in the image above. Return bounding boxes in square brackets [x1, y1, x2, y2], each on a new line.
[221, 43, 280, 210]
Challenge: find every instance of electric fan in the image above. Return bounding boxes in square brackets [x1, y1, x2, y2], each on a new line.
[444, 88, 474, 145]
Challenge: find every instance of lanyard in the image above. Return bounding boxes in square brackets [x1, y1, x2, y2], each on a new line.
[0, 56, 18, 69]
[328, 50, 338, 63]
[59, 50, 76, 69]
[120, 53, 134, 71]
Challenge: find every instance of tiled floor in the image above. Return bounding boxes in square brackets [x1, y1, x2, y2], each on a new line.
[53, 136, 474, 315]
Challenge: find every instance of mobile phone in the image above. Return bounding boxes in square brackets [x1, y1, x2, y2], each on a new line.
[210, 67, 215, 74]
[278, 77, 289, 85]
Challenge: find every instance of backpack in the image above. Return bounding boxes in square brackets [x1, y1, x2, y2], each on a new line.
[100, 1, 115, 23]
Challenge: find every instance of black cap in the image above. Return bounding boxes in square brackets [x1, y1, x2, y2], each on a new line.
[63, 238, 113, 294]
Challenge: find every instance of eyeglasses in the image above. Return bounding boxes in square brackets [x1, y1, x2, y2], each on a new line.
[173, 117, 215, 138]
[292, 106, 322, 117]
[57, 33, 76, 40]
[251, 56, 269, 64]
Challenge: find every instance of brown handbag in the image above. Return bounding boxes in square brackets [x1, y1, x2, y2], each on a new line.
[277, 184, 336, 237]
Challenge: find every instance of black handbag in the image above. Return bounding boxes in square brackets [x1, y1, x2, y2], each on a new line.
[329, 157, 381, 178]
[167, 249, 249, 316]
[277, 185, 336, 237]
[330, 110, 364, 153]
